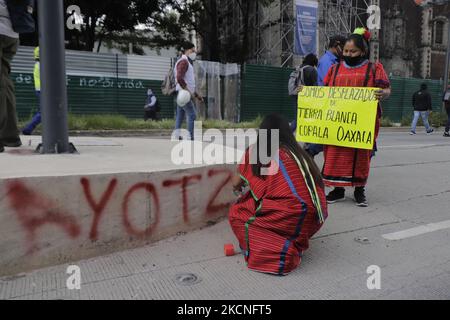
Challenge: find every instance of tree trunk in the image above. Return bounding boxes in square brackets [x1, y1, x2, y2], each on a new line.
[87, 24, 96, 51]
[208, 0, 220, 61]
[96, 34, 103, 53]
[240, 1, 251, 64]
[84, 15, 97, 52]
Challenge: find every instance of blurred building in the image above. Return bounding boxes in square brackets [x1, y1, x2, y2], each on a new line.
[212, 0, 449, 80]
[380, 0, 449, 79]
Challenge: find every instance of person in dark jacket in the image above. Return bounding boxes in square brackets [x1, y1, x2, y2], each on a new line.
[299, 53, 319, 86]
[289, 53, 318, 132]
[410, 83, 434, 135]
[143, 88, 160, 121]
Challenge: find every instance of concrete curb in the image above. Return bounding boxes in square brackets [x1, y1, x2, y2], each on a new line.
[0, 164, 236, 276]
[27, 126, 446, 137]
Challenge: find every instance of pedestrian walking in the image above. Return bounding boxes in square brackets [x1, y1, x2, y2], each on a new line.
[410, 83, 434, 135]
[1, 1, 22, 151]
[22, 46, 41, 135]
[173, 41, 203, 140]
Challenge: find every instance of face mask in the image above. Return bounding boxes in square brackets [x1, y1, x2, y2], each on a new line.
[188, 52, 197, 61]
[343, 55, 365, 67]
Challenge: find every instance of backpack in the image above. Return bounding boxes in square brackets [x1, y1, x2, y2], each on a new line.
[161, 66, 176, 96]
[288, 66, 306, 96]
[6, 0, 35, 34]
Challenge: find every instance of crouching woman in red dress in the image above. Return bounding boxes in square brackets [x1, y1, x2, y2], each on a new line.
[323, 28, 391, 207]
[229, 114, 328, 276]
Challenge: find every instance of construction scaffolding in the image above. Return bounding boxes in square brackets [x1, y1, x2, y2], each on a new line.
[320, 1, 369, 48]
[252, 0, 297, 67]
[320, 0, 381, 60]
[216, 0, 378, 67]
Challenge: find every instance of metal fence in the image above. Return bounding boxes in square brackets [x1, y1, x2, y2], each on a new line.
[11, 46, 445, 124]
[240, 65, 445, 123]
[12, 46, 241, 122]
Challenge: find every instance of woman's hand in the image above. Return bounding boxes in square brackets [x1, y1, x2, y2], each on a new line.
[296, 85, 304, 94]
[375, 88, 391, 101]
[232, 174, 245, 193]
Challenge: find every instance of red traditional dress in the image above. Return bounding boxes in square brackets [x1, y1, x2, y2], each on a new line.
[322, 60, 390, 187]
[228, 147, 328, 275]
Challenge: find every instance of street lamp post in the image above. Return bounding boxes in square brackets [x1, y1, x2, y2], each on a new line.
[37, 0, 75, 154]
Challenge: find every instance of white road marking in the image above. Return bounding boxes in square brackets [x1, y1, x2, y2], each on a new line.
[382, 220, 450, 241]
[379, 144, 441, 149]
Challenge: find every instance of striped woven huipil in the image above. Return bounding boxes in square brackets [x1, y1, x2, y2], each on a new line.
[229, 147, 328, 276]
[322, 60, 390, 187]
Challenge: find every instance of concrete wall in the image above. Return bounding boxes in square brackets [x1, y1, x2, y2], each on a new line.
[0, 165, 235, 276]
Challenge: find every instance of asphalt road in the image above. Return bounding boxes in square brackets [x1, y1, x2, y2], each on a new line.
[1, 129, 449, 300]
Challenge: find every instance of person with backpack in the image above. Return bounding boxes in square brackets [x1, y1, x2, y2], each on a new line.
[0, 0, 34, 152]
[319, 28, 391, 207]
[173, 42, 203, 140]
[410, 83, 434, 135]
[288, 53, 318, 132]
[161, 58, 177, 97]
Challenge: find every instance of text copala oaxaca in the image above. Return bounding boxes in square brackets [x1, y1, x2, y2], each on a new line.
[296, 86, 379, 150]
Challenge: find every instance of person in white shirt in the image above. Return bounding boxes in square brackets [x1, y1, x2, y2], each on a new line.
[173, 42, 203, 140]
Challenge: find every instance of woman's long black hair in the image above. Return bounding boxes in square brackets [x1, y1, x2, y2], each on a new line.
[251, 113, 324, 189]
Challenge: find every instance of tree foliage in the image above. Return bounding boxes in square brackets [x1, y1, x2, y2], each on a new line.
[155, 0, 275, 62]
[60, 0, 275, 62]
[64, 0, 160, 52]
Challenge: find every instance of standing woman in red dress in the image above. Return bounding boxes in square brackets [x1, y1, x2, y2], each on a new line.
[322, 28, 391, 207]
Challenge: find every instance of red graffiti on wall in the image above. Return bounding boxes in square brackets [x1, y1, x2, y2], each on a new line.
[6, 169, 233, 254]
[81, 178, 118, 241]
[6, 181, 81, 254]
[122, 182, 160, 238]
[206, 169, 233, 215]
[162, 175, 202, 223]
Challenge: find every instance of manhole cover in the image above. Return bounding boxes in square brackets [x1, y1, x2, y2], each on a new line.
[175, 273, 201, 286]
